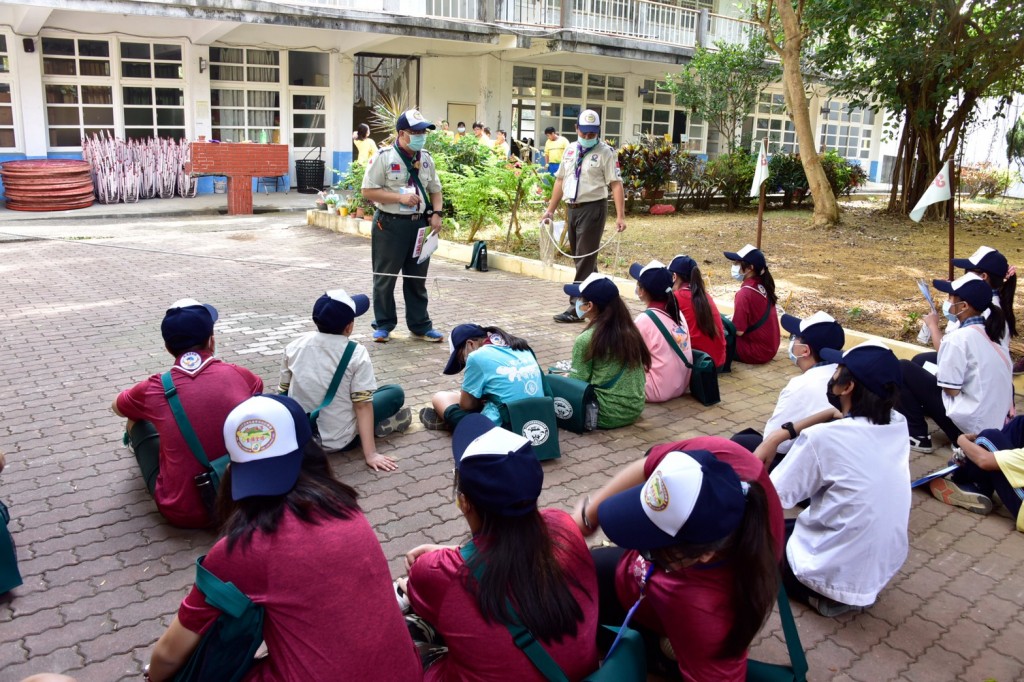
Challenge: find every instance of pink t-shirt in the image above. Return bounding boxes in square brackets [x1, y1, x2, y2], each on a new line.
[615, 438, 784, 682]
[408, 509, 599, 682]
[674, 287, 727, 368]
[116, 352, 263, 528]
[732, 278, 781, 365]
[178, 509, 422, 682]
[635, 306, 691, 403]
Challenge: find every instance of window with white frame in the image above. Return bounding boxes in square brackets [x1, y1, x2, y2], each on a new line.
[121, 42, 185, 141]
[210, 47, 281, 143]
[0, 35, 14, 149]
[42, 36, 115, 148]
[743, 92, 797, 154]
[639, 79, 706, 152]
[511, 65, 537, 145]
[536, 68, 624, 146]
[819, 101, 874, 161]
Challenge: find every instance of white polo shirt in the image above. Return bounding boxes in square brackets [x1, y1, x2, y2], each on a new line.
[937, 323, 1013, 434]
[771, 413, 911, 606]
[555, 141, 621, 204]
[764, 363, 837, 454]
[944, 290, 1009, 352]
[280, 331, 377, 449]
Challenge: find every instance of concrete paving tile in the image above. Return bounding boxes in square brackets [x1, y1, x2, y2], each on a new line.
[845, 642, 913, 682]
[915, 591, 974, 628]
[900, 643, 969, 681]
[0, 646, 84, 682]
[960, 652, 1024, 682]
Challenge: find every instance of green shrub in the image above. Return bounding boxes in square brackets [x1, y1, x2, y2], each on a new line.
[670, 149, 720, 210]
[960, 162, 1020, 199]
[820, 150, 868, 198]
[707, 150, 756, 209]
[767, 153, 809, 208]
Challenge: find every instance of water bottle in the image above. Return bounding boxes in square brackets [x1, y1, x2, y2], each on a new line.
[479, 243, 488, 272]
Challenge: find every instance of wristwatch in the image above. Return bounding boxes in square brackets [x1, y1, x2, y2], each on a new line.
[781, 422, 798, 440]
[425, 208, 443, 219]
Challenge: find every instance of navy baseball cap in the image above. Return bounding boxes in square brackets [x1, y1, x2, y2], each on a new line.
[951, 246, 1008, 280]
[933, 272, 992, 312]
[453, 414, 543, 517]
[629, 260, 674, 295]
[781, 311, 845, 356]
[820, 340, 902, 398]
[668, 255, 698, 280]
[443, 323, 487, 375]
[312, 289, 369, 334]
[161, 298, 218, 351]
[724, 244, 767, 273]
[223, 394, 312, 501]
[599, 450, 746, 550]
[577, 109, 601, 134]
[396, 109, 436, 132]
[564, 273, 620, 307]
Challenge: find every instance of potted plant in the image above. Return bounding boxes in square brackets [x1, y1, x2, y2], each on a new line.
[324, 192, 339, 215]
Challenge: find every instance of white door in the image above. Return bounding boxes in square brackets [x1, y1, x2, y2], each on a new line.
[290, 89, 328, 191]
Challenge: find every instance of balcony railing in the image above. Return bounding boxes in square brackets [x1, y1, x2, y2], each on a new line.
[265, 0, 756, 51]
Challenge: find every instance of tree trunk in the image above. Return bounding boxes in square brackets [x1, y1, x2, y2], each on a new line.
[771, 0, 840, 227]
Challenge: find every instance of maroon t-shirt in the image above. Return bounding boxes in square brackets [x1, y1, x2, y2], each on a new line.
[615, 437, 784, 682]
[408, 509, 599, 682]
[116, 352, 263, 527]
[732, 278, 781, 365]
[178, 509, 422, 682]
[674, 287, 727, 368]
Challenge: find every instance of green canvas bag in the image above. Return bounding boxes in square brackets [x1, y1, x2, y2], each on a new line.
[644, 311, 720, 406]
[500, 397, 561, 461]
[544, 373, 598, 433]
[0, 501, 22, 595]
[746, 583, 808, 682]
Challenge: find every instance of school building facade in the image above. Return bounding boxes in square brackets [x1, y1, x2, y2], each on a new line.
[0, 0, 890, 195]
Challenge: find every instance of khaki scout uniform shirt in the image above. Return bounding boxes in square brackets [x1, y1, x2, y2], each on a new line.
[554, 141, 622, 204]
[362, 145, 442, 215]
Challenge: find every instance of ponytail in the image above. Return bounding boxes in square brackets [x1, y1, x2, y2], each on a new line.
[480, 325, 533, 352]
[983, 304, 1006, 344]
[759, 266, 778, 307]
[643, 283, 682, 325]
[687, 266, 719, 340]
[992, 272, 1017, 338]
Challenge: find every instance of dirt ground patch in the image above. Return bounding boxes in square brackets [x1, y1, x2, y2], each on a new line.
[479, 195, 1024, 352]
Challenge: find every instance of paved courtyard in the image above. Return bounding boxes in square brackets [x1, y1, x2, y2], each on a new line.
[1, 199, 1023, 681]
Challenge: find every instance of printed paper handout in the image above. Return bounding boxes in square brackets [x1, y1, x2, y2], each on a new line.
[416, 231, 439, 264]
[411, 227, 427, 259]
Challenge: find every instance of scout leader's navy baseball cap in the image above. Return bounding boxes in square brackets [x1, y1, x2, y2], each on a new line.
[780, 311, 845, 356]
[443, 323, 488, 375]
[723, 244, 767, 273]
[396, 109, 436, 132]
[820, 340, 902, 398]
[312, 289, 369, 334]
[599, 450, 746, 550]
[452, 414, 543, 517]
[629, 260, 673, 295]
[577, 109, 602, 134]
[951, 246, 1008, 280]
[932, 272, 992, 312]
[161, 298, 218, 352]
[564, 273, 620, 307]
[668, 255, 698, 280]
[223, 394, 313, 501]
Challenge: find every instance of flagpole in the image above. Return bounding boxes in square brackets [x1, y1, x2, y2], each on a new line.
[756, 137, 767, 249]
[947, 150, 956, 281]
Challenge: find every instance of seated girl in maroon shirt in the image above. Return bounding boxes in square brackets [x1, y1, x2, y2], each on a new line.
[402, 414, 599, 681]
[576, 437, 783, 681]
[668, 255, 727, 369]
[723, 244, 781, 365]
[145, 395, 421, 682]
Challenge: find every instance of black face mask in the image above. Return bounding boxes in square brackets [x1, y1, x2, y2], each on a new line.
[826, 377, 844, 412]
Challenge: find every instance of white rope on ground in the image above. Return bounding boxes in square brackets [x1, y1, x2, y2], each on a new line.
[539, 219, 623, 260]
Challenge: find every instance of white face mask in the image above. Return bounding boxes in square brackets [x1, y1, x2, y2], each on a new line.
[457, 127, 465, 133]
[942, 299, 962, 323]
[787, 337, 806, 366]
[731, 264, 744, 281]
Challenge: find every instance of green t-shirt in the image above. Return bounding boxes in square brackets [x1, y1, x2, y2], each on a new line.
[569, 327, 646, 429]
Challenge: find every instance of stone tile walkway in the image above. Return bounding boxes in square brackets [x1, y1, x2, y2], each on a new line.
[1, 210, 1022, 681]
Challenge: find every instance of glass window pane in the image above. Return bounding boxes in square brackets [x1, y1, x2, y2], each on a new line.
[587, 88, 603, 100]
[125, 128, 152, 140]
[42, 38, 75, 56]
[564, 72, 582, 85]
[80, 61, 110, 77]
[155, 88, 183, 106]
[288, 50, 328, 86]
[121, 43, 150, 59]
[295, 132, 326, 147]
[47, 108, 80, 125]
[293, 94, 325, 109]
[0, 84, 10, 103]
[542, 69, 560, 83]
[294, 113, 324, 127]
[84, 107, 114, 125]
[79, 40, 109, 57]
[564, 85, 582, 99]
[654, 110, 670, 123]
[211, 47, 243, 63]
[607, 89, 624, 102]
[154, 63, 182, 79]
[122, 62, 151, 79]
[588, 74, 605, 87]
[0, 56, 8, 74]
[82, 86, 112, 104]
[0, 36, 6, 52]
[46, 85, 78, 104]
[606, 122, 621, 135]
[156, 109, 184, 126]
[123, 87, 152, 105]
[124, 109, 153, 125]
[154, 44, 182, 61]
[608, 76, 624, 88]
[157, 128, 186, 141]
[50, 128, 82, 146]
[43, 59, 76, 76]
[0, 129, 14, 147]
[211, 65, 243, 81]
[513, 66, 536, 87]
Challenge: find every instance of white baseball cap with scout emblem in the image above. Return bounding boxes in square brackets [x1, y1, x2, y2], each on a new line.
[577, 109, 601, 133]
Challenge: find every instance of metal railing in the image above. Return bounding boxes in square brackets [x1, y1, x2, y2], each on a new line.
[496, 0, 563, 27]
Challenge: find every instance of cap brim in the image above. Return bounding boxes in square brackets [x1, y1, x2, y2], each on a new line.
[564, 283, 583, 298]
[780, 314, 802, 336]
[409, 123, 436, 131]
[723, 251, 741, 262]
[350, 294, 370, 318]
[932, 279, 956, 295]
[201, 304, 219, 323]
[452, 413, 497, 466]
[598, 483, 678, 551]
[443, 344, 466, 375]
[230, 452, 303, 501]
[819, 347, 844, 365]
[578, 126, 600, 134]
[950, 257, 974, 271]
[628, 263, 643, 280]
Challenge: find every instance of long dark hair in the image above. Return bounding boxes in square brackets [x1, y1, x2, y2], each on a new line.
[463, 503, 587, 642]
[583, 296, 652, 371]
[834, 366, 898, 424]
[976, 269, 1017, 338]
[974, 299, 1008, 344]
[641, 282, 682, 325]
[651, 482, 778, 659]
[217, 441, 360, 552]
[480, 325, 532, 351]
[679, 266, 719, 340]
[356, 123, 370, 140]
[743, 260, 778, 307]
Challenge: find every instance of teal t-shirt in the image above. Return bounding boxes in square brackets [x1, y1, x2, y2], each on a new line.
[462, 345, 543, 424]
[569, 327, 646, 428]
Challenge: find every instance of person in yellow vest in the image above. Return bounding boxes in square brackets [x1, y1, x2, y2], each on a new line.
[544, 126, 569, 175]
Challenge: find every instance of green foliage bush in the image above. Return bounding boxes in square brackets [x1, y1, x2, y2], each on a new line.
[767, 153, 809, 208]
[820, 150, 867, 198]
[708, 150, 756, 209]
[616, 138, 673, 213]
[960, 162, 1019, 199]
[671, 149, 719, 210]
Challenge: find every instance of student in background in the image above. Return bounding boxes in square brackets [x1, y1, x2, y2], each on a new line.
[630, 260, 692, 403]
[668, 255, 727, 369]
[352, 123, 377, 164]
[543, 126, 569, 175]
[723, 245, 781, 365]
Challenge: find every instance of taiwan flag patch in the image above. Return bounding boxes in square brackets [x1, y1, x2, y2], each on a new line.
[390, 163, 402, 172]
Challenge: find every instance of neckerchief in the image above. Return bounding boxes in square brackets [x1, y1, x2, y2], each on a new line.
[394, 144, 427, 208]
[569, 142, 597, 202]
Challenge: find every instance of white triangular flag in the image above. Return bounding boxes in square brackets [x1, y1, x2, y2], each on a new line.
[909, 161, 952, 222]
[750, 141, 769, 197]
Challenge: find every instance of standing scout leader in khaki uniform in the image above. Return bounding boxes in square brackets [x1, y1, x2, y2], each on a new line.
[541, 109, 627, 323]
[361, 109, 445, 343]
